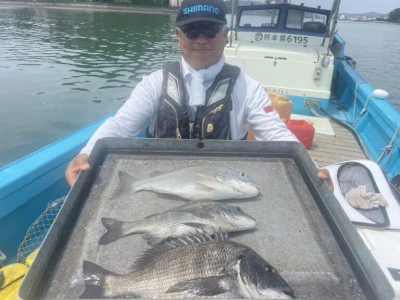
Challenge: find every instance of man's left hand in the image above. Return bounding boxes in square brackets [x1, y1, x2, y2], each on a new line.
[317, 168, 334, 191]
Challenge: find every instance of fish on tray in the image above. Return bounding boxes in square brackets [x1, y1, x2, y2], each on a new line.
[116, 165, 260, 201]
[99, 201, 257, 246]
[82, 231, 294, 299]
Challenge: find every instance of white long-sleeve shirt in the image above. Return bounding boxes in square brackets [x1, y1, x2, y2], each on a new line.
[80, 57, 298, 155]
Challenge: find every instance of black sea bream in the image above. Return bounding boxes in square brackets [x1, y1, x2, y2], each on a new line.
[82, 232, 294, 299]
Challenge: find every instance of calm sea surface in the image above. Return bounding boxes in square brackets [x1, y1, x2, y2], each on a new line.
[0, 7, 399, 167]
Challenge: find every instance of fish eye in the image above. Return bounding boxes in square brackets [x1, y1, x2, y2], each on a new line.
[266, 266, 276, 273]
[239, 172, 247, 177]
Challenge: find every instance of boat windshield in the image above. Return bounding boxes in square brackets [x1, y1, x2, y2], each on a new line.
[239, 8, 280, 28]
[234, 0, 334, 10]
[238, 6, 328, 33]
[286, 9, 327, 32]
[235, 3, 331, 36]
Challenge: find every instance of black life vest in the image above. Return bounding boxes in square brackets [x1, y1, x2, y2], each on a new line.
[147, 61, 240, 140]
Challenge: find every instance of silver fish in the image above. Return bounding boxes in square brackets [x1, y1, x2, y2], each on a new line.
[82, 232, 294, 299]
[117, 166, 260, 201]
[99, 201, 257, 246]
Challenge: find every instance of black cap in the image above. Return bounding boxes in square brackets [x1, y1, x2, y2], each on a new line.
[176, 0, 227, 27]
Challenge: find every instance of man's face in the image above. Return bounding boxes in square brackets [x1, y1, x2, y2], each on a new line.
[176, 21, 228, 70]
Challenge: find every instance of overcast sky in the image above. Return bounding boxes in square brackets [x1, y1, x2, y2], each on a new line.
[339, 0, 399, 14]
[290, 0, 399, 14]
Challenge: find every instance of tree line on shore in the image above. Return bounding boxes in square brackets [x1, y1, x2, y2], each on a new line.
[33, 0, 170, 7]
[385, 8, 400, 23]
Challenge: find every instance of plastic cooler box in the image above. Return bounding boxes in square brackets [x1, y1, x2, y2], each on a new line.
[285, 119, 315, 149]
[18, 138, 395, 300]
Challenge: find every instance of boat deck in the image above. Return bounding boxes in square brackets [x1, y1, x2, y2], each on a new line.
[308, 120, 366, 168]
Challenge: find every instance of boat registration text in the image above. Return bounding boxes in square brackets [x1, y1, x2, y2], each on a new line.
[255, 33, 309, 44]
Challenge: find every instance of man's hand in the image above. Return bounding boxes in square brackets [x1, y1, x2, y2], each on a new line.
[65, 153, 90, 187]
[317, 168, 334, 191]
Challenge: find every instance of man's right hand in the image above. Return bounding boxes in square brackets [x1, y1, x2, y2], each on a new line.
[65, 153, 90, 187]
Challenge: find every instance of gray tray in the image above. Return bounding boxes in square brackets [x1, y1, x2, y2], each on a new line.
[19, 138, 394, 299]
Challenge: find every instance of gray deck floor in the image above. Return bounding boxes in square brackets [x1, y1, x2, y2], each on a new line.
[308, 120, 366, 168]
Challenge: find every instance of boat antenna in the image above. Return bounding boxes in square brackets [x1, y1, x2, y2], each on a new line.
[229, 0, 238, 47]
[322, 0, 341, 51]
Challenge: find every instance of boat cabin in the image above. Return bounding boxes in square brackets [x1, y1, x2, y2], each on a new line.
[225, 2, 335, 99]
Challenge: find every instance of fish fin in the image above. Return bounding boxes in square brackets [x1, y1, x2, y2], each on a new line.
[195, 182, 215, 192]
[194, 171, 218, 180]
[166, 276, 230, 296]
[81, 260, 114, 299]
[149, 170, 165, 177]
[143, 212, 161, 219]
[183, 222, 213, 231]
[131, 231, 219, 271]
[99, 217, 127, 245]
[142, 233, 165, 246]
[113, 171, 137, 198]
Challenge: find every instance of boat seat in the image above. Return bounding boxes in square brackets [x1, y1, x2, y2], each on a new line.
[303, 21, 325, 33]
[261, 23, 275, 27]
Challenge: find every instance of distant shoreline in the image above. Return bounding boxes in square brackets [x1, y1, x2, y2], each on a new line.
[0, 1, 179, 15]
[339, 19, 399, 25]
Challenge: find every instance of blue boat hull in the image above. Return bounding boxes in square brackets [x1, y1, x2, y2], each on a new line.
[0, 116, 108, 262]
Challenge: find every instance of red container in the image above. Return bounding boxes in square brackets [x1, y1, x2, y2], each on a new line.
[285, 119, 315, 149]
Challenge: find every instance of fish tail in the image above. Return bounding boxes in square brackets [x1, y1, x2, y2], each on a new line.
[81, 260, 114, 299]
[99, 217, 127, 245]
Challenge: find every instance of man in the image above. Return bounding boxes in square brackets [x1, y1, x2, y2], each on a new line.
[65, 0, 332, 189]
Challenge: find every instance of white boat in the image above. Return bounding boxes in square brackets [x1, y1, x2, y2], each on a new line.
[0, 0, 399, 298]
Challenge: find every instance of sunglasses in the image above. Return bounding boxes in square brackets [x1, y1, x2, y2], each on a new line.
[179, 23, 223, 39]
